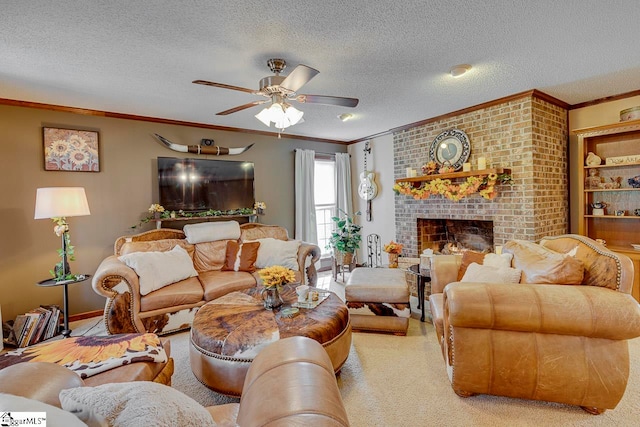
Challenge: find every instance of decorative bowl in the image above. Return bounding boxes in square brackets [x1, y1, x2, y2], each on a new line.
[620, 106, 640, 122]
[629, 175, 640, 188]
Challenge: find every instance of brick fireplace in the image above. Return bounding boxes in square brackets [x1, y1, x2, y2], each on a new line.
[394, 91, 569, 257]
[418, 218, 494, 253]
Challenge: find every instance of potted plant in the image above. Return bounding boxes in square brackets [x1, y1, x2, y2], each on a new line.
[326, 210, 362, 265]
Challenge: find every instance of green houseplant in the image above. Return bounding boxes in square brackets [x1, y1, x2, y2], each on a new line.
[326, 210, 362, 264]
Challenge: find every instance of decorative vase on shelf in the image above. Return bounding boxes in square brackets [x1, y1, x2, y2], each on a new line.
[585, 152, 602, 166]
[591, 201, 607, 216]
[388, 253, 399, 268]
[261, 286, 284, 310]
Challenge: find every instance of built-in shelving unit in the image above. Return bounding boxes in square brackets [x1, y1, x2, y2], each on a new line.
[575, 118, 640, 302]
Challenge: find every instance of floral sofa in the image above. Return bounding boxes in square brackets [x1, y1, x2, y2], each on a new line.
[92, 221, 321, 335]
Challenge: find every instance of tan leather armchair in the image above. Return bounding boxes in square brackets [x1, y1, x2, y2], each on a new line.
[429, 234, 640, 414]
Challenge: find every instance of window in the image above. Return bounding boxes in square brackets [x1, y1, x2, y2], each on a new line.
[314, 159, 336, 256]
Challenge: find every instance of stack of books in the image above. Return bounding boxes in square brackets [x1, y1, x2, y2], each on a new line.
[7, 305, 61, 347]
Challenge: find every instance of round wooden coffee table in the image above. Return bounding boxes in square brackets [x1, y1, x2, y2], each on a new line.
[190, 284, 351, 396]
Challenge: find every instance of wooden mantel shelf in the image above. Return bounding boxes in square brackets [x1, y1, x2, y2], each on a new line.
[395, 168, 511, 184]
[153, 213, 259, 229]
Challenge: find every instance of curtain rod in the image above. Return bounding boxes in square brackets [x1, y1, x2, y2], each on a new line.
[293, 149, 350, 157]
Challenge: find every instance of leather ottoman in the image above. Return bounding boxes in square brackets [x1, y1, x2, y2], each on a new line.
[345, 267, 410, 335]
[190, 284, 351, 396]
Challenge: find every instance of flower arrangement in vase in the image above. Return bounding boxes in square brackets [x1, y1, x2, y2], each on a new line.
[258, 265, 296, 309]
[383, 241, 403, 268]
[254, 201, 266, 214]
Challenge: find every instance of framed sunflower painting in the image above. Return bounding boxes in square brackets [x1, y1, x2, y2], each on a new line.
[43, 127, 100, 172]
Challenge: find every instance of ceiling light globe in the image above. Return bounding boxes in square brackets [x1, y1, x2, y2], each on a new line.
[450, 64, 471, 78]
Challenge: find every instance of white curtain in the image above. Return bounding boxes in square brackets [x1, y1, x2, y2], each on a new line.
[294, 149, 317, 243]
[335, 152, 353, 218]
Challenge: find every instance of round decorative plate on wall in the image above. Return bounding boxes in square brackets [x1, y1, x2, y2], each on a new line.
[428, 128, 471, 171]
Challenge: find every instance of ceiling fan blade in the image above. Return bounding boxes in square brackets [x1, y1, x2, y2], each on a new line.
[216, 100, 268, 115]
[295, 94, 359, 108]
[193, 80, 256, 94]
[279, 65, 319, 92]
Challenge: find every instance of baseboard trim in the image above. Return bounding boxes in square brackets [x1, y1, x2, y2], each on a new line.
[69, 310, 103, 322]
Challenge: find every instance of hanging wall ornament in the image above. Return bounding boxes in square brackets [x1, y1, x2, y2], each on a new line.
[153, 134, 254, 156]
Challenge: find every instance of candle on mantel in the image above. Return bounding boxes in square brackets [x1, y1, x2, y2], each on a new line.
[463, 163, 471, 172]
[477, 157, 487, 170]
[410, 169, 417, 177]
[406, 167, 413, 177]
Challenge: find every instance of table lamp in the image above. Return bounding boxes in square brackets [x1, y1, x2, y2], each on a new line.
[34, 187, 91, 281]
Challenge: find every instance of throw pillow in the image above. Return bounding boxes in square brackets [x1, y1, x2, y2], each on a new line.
[222, 241, 260, 272]
[59, 381, 216, 427]
[456, 251, 513, 281]
[248, 237, 301, 271]
[183, 220, 241, 244]
[118, 245, 198, 295]
[460, 262, 522, 284]
[503, 240, 584, 285]
[483, 253, 514, 269]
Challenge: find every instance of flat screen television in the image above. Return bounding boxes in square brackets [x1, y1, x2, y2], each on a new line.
[158, 157, 255, 212]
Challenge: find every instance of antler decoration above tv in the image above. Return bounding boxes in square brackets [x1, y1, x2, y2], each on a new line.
[153, 134, 254, 156]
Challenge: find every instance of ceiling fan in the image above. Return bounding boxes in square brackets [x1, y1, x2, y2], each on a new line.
[193, 58, 359, 130]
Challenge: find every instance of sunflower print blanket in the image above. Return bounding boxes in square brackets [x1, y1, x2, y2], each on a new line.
[0, 333, 167, 379]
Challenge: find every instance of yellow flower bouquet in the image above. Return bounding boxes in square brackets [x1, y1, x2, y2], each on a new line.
[383, 241, 404, 254]
[258, 265, 296, 288]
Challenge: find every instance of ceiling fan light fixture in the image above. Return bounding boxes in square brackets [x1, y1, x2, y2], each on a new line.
[255, 102, 303, 129]
[450, 64, 472, 78]
[284, 104, 304, 126]
[255, 107, 273, 127]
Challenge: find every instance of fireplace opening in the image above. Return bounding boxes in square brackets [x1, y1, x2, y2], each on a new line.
[417, 219, 494, 254]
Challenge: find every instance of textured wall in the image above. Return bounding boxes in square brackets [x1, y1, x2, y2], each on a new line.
[394, 94, 568, 257]
[0, 104, 347, 321]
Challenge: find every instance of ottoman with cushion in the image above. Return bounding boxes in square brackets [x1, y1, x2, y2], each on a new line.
[345, 267, 410, 335]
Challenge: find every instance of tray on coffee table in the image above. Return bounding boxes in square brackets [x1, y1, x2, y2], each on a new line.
[293, 289, 332, 309]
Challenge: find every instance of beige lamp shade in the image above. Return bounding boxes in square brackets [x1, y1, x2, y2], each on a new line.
[34, 187, 91, 219]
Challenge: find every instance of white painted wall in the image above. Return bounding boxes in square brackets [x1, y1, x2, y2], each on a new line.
[349, 134, 397, 266]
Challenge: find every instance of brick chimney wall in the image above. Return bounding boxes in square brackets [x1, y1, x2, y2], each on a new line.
[394, 94, 568, 257]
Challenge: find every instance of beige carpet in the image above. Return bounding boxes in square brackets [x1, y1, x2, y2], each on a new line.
[167, 318, 640, 427]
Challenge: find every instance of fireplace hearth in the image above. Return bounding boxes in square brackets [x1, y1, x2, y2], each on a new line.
[417, 218, 494, 254]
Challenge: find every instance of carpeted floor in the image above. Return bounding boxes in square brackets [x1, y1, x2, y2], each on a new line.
[70, 272, 640, 426]
[164, 318, 640, 427]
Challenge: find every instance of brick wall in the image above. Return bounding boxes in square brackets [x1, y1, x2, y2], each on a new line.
[394, 94, 568, 257]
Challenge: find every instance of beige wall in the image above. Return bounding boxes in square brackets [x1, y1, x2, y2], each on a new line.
[349, 134, 396, 265]
[568, 95, 640, 233]
[0, 104, 346, 321]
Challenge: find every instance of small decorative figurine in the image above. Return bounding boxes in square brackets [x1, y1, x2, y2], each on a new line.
[585, 152, 602, 166]
[586, 169, 601, 189]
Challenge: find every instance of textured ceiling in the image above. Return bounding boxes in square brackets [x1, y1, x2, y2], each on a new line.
[1, 1, 639, 142]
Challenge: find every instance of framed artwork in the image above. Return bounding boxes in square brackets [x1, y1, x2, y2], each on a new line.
[43, 127, 100, 172]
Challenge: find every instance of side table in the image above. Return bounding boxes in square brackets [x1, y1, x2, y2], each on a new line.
[37, 274, 91, 338]
[405, 264, 430, 322]
[332, 255, 357, 282]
